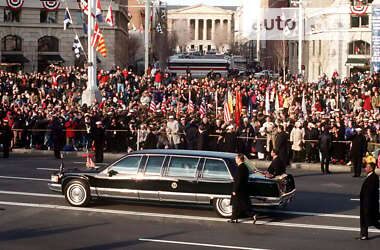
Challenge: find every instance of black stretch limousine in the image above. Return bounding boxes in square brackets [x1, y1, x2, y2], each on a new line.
[49, 150, 296, 217]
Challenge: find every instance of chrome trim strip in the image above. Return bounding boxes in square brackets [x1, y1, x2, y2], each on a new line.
[94, 187, 138, 195]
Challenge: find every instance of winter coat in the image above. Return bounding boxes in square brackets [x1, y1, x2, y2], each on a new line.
[290, 127, 304, 151]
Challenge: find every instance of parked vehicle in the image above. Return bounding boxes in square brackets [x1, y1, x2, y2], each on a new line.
[49, 150, 296, 218]
[167, 55, 229, 78]
[254, 70, 280, 79]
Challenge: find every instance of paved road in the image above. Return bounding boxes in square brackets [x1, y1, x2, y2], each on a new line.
[0, 154, 379, 250]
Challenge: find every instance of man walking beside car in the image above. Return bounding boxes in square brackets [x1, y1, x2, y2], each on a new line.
[92, 121, 106, 163]
[229, 153, 257, 224]
[358, 159, 380, 240]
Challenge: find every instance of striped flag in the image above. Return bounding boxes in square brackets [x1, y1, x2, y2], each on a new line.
[200, 100, 207, 118]
[96, 35, 107, 57]
[224, 102, 231, 123]
[188, 91, 194, 113]
[85, 151, 95, 168]
[150, 101, 156, 112]
[161, 97, 167, 116]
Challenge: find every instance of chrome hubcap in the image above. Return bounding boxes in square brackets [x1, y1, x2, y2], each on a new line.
[68, 185, 86, 205]
[219, 198, 232, 215]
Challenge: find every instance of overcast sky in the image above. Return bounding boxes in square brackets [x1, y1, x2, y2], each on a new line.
[164, 0, 243, 6]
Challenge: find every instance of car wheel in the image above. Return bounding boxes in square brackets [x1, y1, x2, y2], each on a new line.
[213, 198, 232, 218]
[64, 180, 90, 207]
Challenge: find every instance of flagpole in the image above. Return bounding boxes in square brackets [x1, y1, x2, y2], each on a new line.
[145, 0, 150, 74]
[82, 0, 101, 106]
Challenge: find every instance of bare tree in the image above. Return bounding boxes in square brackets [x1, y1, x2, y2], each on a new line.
[214, 26, 230, 52]
[127, 34, 142, 64]
[271, 40, 288, 79]
[172, 19, 191, 52]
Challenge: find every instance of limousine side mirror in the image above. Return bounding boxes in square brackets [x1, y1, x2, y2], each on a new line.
[108, 170, 118, 177]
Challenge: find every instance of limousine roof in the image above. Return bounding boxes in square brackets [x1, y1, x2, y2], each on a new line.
[130, 149, 237, 160]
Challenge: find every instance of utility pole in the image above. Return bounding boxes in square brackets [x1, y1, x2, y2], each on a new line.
[298, 0, 303, 75]
[145, 0, 150, 74]
[82, 0, 101, 106]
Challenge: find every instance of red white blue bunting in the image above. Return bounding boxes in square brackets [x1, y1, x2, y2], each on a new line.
[6, 0, 24, 10]
[42, 1, 61, 11]
[350, 6, 368, 15]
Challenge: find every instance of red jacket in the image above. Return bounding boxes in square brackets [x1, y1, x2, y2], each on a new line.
[363, 96, 372, 111]
[154, 72, 162, 83]
[65, 120, 77, 138]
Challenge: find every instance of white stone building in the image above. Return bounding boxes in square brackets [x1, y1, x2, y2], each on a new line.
[167, 4, 235, 53]
[0, 0, 129, 72]
[288, 0, 373, 81]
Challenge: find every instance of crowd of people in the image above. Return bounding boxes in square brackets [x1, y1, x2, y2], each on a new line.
[0, 65, 379, 168]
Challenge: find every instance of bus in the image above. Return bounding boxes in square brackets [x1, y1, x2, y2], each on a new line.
[167, 55, 229, 78]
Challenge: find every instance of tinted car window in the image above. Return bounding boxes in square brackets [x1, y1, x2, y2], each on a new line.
[167, 157, 199, 178]
[202, 159, 231, 179]
[111, 156, 141, 175]
[144, 156, 165, 175]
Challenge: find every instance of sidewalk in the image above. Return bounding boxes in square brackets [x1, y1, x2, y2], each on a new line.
[11, 149, 353, 173]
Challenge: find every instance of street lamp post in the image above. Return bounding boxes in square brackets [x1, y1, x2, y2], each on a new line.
[82, 0, 101, 106]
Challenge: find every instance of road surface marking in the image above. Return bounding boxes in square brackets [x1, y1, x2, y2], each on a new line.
[0, 200, 379, 233]
[351, 198, 380, 202]
[0, 190, 63, 198]
[73, 162, 108, 165]
[255, 209, 359, 219]
[139, 238, 269, 250]
[37, 168, 59, 171]
[0, 190, 360, 219]
[0, 175, 50, 182]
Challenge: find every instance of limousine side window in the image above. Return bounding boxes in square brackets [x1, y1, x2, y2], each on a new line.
[111, 156, 141, 175]
[202, 159, 231, 179]
[144, 156, 165, 176]
[167, 157, 199, 178]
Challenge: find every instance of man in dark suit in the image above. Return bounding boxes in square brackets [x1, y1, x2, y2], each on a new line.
[267, 149, 286, 177]
[92, 121, 106, 163]
[359, 162, 380, 240]
[275, 125, 290, 167]
[351, 128, 367, 177]
[0, 119, 13, 158]
[229, 153, 257, 223]
[319, 127, 332, 174]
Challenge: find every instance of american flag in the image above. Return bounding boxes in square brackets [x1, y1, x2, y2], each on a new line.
[150, 101, 156, 113]
[188, 100, 194, 113]
[161, 97, 167, 116]
[200, 100, 207, 118]
[85, 151, 95, 168]
[224, 102, 231, 123]
[188, 91, 194, 113]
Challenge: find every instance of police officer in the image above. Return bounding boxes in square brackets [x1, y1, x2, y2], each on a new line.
[92, 121, 106, 163]
[0, 119, 13, 158]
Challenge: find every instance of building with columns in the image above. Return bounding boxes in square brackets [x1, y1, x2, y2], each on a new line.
[167, 4, 236, 53]
[0, 0, 129, 72]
